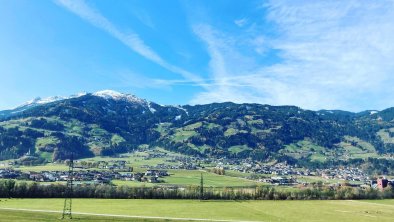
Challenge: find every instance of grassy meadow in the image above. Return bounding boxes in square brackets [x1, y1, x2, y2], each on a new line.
[0, 209, 161, 222]
[0, 198, 393, 222]
[112, 169, 258, 187]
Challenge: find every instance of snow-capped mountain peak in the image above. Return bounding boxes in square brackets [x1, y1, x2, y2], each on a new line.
[70, 92, 87, 98]
[93, 90, 125, 99]
[24, 97, 42, 106]
[93, 90, 147, 104]
[19, 96, 64, 108]
[16, 92, 87, 109]
[5, 90, 148, 116]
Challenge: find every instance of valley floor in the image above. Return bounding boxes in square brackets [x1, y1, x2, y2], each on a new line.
[0, 198, 393, 222]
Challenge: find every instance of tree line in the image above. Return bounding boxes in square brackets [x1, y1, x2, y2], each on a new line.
[0, 180, 393, 200]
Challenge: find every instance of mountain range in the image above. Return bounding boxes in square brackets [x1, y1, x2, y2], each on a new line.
[1, 90, 394, 168]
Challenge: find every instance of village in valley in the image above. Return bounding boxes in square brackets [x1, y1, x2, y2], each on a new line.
[1, 147, 393, 190]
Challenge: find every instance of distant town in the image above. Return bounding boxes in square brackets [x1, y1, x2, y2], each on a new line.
[1, 148, 393, 190]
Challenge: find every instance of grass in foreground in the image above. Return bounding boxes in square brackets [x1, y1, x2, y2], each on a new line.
[0, 209, 166, 222]
[0, 198, 393, 222]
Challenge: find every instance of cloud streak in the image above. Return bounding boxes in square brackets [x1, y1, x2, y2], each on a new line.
[55, 0, 206, 87]
[191, 0, 394, 111]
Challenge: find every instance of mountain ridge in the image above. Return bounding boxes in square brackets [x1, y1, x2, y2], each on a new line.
[0, 90, 393, 166]
[1, 90, 389, 117]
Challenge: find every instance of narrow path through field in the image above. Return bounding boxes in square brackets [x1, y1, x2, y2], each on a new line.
[0, 207, 263, 222]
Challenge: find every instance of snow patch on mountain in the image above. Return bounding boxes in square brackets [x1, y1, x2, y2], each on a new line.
[176, 106, 189, 116]
[166, 105, 189, 116]
[147, 102, 156, 113]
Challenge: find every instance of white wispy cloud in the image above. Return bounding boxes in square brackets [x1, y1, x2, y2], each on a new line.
[191, 0, 394, 111]
[234, 18, 248, 27]
[55, 0, 206, 87]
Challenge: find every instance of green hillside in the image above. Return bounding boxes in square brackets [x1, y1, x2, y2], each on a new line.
[0, 93, 394, 168]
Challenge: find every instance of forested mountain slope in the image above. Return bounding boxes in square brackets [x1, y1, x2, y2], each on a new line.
[1, 90, 394, 164]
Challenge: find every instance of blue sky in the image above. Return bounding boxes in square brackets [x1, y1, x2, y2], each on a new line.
[1, 0, 394, 111]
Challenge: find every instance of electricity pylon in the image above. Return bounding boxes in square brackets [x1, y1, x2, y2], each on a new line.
[62, 154, 74, 219]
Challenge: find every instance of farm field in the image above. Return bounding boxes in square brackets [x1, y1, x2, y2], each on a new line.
[6, 164, 69, 172]
[111, 169, 258, 188]
[0, 198, 393, 222]
[163, 170, 258, 187]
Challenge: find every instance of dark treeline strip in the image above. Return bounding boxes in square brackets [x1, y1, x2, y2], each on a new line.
[1, 180, 394, 200]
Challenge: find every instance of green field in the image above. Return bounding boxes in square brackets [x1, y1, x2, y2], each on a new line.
[0, 209, 161, 222]
[111, 170, 259, 187]
[0, 198, 393, 222]
[112, 170, 262, 187]
[163, 170, 258, 187]
[8, 164, 69, 172]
